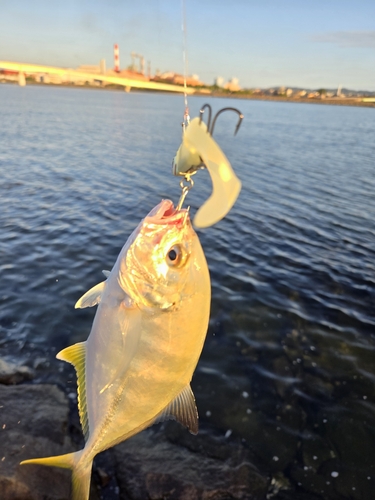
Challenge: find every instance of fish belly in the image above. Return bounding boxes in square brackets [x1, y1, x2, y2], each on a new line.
[86, 295, 209, 455]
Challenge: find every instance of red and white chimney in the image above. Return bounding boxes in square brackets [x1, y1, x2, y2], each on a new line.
[114, 44, 120, 72]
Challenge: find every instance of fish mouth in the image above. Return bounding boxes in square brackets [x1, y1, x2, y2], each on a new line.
[146, 199, 189, 226]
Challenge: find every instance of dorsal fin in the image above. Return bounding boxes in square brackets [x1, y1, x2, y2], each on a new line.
[155, 385, 199, 434]
[75, 281, 106, 309]
[102, 270, 111, 278]
[56, 342, 89, 441]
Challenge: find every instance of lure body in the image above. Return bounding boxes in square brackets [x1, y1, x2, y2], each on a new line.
[173, 115, 242, 228]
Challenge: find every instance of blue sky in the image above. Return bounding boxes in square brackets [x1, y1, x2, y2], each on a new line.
[1, 0, 374, 90]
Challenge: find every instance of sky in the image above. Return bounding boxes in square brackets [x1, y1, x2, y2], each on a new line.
[1, 0, 374, 91]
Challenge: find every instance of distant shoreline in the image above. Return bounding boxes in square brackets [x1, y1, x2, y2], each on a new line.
[2, 80, 374, 108]
[209, 92, 375, 109]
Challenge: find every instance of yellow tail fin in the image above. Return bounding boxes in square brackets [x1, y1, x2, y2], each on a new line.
[21, 451, 76, 469]
[21, 451, 93, 500]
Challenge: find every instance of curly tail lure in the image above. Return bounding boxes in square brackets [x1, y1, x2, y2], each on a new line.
[173, 104, 244, 228]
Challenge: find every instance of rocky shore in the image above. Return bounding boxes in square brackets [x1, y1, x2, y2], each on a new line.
[209, 92, 375, 108]
[2, 353, 374, 500]
[0, 358, 274, 500]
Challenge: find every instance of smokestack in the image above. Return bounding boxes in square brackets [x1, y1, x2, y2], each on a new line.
[114, 44, 120, 73]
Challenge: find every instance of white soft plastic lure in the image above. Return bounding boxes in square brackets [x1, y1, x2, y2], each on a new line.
[173, 106, 243, 228]
[21, 200, 211, 500]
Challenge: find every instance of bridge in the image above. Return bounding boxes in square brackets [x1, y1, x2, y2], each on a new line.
[0, 60, 198, 94]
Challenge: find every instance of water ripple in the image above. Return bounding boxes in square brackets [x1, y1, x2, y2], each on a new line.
[1, 86, 375, 499]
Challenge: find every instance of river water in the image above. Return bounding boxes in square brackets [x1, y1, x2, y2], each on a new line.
[1, 84, 374, 499]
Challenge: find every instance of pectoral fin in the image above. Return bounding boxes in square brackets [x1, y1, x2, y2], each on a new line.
[57, 342, 89, 441]
[155, 385, 199, 434]
[75, 281, 106, 309]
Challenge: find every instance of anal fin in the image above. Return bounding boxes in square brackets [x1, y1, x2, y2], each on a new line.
[155, 385, 199, 435]
[57, 343, 89, 441]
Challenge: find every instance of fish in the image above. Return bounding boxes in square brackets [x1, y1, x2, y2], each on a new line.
[21, 199, 211, 500]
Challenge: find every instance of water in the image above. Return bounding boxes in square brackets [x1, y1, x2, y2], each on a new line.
[1, 84, 375, 499]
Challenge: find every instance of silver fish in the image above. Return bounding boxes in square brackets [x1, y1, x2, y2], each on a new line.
[21, 199, 211, 500]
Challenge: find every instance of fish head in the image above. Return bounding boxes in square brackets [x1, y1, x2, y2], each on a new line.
[119, 200, 204, 310]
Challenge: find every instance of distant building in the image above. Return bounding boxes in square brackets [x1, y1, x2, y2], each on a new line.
[153, 72, 204, 87]
[76, 65, 101, 74]
[47, 74, 63, 84]
[159, 71, 174, 80]
[107, 68, 149, 81]
[224, 77, 241, 92]
[286, 88, 293, 97]
[214, 76, 224, 87]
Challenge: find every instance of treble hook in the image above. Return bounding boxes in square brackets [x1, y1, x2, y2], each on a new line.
[199, 104, 212, 131]
[209, 107, 244, 136]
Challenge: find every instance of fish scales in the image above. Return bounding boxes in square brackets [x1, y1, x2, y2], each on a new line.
[21, 199, 211, 500]
[87, 306, 205, 455]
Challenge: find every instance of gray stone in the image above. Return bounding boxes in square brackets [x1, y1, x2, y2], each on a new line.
[0, 383, 270, 500]
[0, 358, 34, 385]
[0, 384, 77, 500]
[113, 424, 269, 500]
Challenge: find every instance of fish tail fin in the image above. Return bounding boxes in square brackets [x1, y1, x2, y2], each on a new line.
[71, 458, 93, 500]
[21, 451, 93, 500]
[20, 451, 77, 469]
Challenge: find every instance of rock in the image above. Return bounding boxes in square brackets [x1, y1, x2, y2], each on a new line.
[0, 383, 268, 500]
[0, 384, 98, 500]
[266, 472, 292, 499]
[0, 358, 34, 385]
[113, 424, 269, 500]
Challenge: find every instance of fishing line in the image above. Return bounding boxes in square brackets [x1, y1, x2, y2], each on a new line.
[181, 0, 190, 128]
[174, 0, 193, 212]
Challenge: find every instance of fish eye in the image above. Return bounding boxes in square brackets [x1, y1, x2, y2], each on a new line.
[166, 245, 183, 266]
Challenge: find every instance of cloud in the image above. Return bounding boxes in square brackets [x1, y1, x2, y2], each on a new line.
[311, 30, 375, 48]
